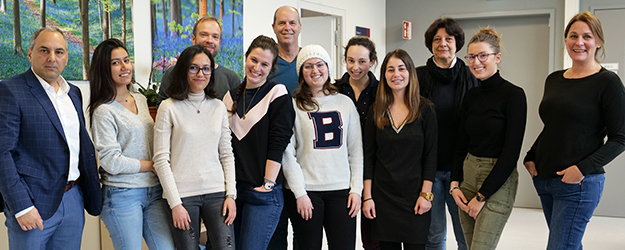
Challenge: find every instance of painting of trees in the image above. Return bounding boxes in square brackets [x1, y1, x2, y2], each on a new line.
[0, 0, 135, 79]
[151, 0, 243, 82]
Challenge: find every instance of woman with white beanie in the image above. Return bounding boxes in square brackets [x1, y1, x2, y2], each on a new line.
[282, 44, 364, 249]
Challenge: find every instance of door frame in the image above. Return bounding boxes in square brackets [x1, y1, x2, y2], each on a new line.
[442, 9, 556, 73]
[298, 1, 346, 79]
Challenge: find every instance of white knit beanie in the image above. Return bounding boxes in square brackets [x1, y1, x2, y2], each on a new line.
[296, 44, 332, 76]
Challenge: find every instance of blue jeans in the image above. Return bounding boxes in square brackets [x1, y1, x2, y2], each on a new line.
[426, 171, 467, 250]
[4, 185, 84, 250]
[101, 184, 174, 250]
[234, 185, 284, 250]
[167, 192, 234, 250]
[533, 174, 605, 250]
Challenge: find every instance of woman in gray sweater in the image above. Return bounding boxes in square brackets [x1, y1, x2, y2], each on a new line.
[89, 38, 174, 249]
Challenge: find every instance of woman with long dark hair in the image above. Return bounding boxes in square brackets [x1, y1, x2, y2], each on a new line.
[222, 35, 295, 250]
[282, 44, 363, 249]
[524, 12, 625, 249]
[362, 49, 437, 250]
[153, 45, 237, 249]
[89, 38, 175, 249]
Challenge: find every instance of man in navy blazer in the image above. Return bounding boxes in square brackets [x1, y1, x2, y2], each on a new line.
[0, 27, 102, 249]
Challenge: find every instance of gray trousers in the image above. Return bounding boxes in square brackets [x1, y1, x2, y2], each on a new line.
[458, 153, 518, 250]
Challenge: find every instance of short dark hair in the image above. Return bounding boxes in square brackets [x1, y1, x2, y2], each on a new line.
[29, 27, 67, 50]
[344, 36, 378, 64]
[166, 45, 217, 100]
[88, 38, 128, 125]
[424, 18, 465, 53]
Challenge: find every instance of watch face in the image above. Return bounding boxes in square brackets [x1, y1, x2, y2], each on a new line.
[476, 194, 484, 202]
[264, 182, 274, 190]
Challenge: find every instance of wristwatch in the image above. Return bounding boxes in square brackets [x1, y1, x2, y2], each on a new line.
[476, 192, 487, 202]
[263, 180, 275, 190]
[420, 192, 434, 202]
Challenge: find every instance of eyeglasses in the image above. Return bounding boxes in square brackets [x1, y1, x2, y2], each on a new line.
[303, 62, 327, 71]
[464, 53, 496, 63]
[188, 65, 211, 75]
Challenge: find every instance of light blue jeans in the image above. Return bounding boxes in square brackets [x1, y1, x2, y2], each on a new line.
[101, 184, 174, 250]
[533, 173, 604, 250]
[234, 185, 284, 250]
[5, 185, 84, 250]
[426, 171, 468, 250]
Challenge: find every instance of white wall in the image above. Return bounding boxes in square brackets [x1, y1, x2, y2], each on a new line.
[243, 0, 386, 79]
[386, 0, 625, 218]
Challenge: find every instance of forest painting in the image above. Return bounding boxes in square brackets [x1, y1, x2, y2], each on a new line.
[151, 0, 243, 82]
[0, 0, 134, 80]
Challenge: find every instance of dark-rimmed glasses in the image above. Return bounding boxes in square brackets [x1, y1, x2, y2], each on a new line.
[464, 53, 496, 63]
[189, 65, 211, 75]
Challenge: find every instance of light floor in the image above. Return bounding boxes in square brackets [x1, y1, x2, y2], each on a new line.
[288, 207, 625, 250]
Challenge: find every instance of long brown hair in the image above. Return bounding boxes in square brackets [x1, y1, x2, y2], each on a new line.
[88, 38, 128, 126]
[373, 49, 429, 129]
[294, 66, 338, 111]
[229, 35, 279, 114]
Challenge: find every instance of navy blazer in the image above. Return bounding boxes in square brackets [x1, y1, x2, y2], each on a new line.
[0, 69, 102, 220]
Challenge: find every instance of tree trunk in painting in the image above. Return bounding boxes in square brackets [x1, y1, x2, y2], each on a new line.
[199, 0, 206, 17]
[102, 7, 110, 40]
[210, 0, 214, 16]
[12, 0, 23, 56]
[170, 0, 181, 36]
[80, 0, 89, 80]
[219, 0, 223, 19]
[151, 2, 156, 42]
[231, 0, 235, 34]
[121, 0, 126, 46]
[161, 0, 167, 36]
[40, 0, 46, 27]
[1, 0, 6, 13]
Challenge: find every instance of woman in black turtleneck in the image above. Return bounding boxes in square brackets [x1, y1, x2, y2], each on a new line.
[449, 28, 527, 250]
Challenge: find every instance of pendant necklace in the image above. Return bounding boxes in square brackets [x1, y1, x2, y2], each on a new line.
[242, 87, 261, 119]
[185, 99, 203, 114]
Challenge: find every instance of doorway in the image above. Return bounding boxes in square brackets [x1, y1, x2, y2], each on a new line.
[299, 2, 345, 80]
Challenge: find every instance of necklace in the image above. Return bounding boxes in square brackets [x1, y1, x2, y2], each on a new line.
[242, 87, 261, 119]
[185, 99, 204, 114]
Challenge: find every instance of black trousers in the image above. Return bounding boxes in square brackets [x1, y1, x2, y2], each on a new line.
[284, 188, 356, 250]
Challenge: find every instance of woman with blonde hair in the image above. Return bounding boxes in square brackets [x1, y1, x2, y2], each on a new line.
[450, 27, 527, 250]
[524, 11, 625, 249]
[362, 49, 437, 250]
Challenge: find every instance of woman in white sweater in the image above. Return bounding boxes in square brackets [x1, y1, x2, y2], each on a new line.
[153, 45, 236, 250]
[89, 38, 175, 249]
[282, 44, 364, 249]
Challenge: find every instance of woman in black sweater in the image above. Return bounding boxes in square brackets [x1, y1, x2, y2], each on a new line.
[450, 28, 527, 250]
[524, 12, 625, 250]
[223, 35, 295, 250]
